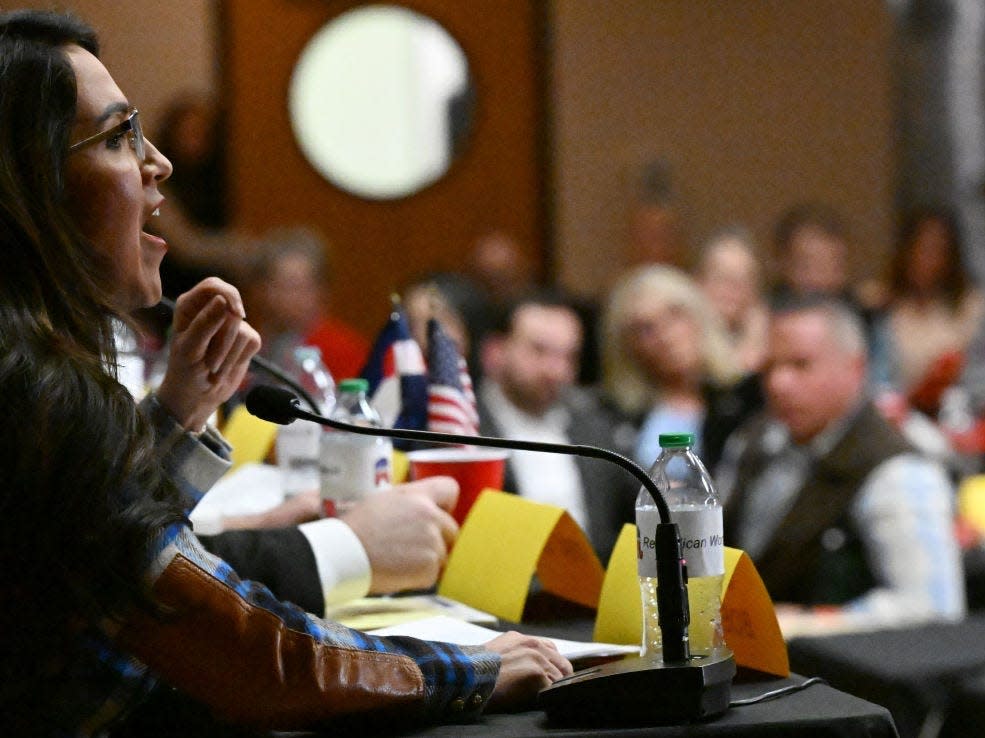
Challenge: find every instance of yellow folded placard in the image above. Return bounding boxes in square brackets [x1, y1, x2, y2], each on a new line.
[438, 490, 604, 622]
[959, 475, 985, 533]
[592, 525, 643, 646]
[220, 406, 408, 480]
[719, 547, 789, 677]
[392, 449, 409, 484]
[220, 404, 278, 471]
[593, 525, 788, 677]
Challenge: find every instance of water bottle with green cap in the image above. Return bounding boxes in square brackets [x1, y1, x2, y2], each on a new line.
[636, 432, 725, 659]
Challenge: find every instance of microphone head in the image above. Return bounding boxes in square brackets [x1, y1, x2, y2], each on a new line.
[244, 385, 303, 425]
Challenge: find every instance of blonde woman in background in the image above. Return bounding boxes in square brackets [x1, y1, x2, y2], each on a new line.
[602, 265, 762, 473]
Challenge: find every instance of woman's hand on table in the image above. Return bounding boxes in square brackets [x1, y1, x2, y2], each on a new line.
[485, 631, 573, 711]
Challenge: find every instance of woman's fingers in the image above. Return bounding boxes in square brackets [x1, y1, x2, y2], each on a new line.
[173, 294, 231, 365]
[483, 631, 574, 711]
[212, 323, 261, 385]
[176, 295, 258, 380]
[156, 278, 259, 431]
[172, 277, 245, 332]
[203, 310, 244, 375]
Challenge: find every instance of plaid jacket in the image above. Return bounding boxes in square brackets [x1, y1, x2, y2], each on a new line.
[42, 396, 499, 737]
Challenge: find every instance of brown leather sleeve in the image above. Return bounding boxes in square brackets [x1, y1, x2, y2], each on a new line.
[115, 554, 425, 729]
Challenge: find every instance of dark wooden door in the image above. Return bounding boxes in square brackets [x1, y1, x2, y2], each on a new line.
[222, 0, 547, 336]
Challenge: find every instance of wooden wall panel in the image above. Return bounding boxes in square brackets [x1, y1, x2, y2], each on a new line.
[551, 0, 894, 297]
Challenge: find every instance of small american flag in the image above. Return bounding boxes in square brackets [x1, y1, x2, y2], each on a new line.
[426, 317, 479, 436]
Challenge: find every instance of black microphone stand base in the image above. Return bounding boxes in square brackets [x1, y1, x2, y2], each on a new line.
[539, 649, 736, 726]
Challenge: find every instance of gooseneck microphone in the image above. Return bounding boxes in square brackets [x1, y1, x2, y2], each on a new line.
[154, 293, 732, 723]
[245, 383, 692, 664]
[244, 354, 321, 415]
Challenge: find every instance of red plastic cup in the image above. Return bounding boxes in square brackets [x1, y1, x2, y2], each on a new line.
[407, 448, 509, 524]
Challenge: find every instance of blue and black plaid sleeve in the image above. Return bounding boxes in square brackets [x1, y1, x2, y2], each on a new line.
[152, 524, 500, 721]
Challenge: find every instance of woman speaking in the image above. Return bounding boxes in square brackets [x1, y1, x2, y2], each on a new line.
[0, 10, 569, 736]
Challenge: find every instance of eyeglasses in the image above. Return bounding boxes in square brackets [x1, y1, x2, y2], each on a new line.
[68, 107, 145, 161]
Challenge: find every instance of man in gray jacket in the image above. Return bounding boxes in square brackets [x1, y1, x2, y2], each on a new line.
[477, 292, 638, 562]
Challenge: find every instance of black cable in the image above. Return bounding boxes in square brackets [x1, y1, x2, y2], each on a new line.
[729, 676, 828, 707]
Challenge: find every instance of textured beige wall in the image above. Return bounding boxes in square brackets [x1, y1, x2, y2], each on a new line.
[550, 0, 895, 297]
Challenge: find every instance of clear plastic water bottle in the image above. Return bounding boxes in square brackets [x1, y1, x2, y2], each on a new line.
[319, 378, 393, 516]
[939, 385, 980, 477]
[940, 385, 974, 437]
[275, 346, 335, 497]
[636, 432, 725, 658]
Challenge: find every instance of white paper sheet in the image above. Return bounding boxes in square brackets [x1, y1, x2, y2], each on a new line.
[189, 462, 284, 534]
[368, 615, 638, 660]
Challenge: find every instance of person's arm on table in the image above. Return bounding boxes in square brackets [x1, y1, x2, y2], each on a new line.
[779, 453, 965, 637]
[288, 477, 461, 607]
[338, 478, 459, 596]
[115, 524, 570, 727]
[199, 477, 461, 611]
[218, 490, 322, 530]
[848, 454, 965, 618]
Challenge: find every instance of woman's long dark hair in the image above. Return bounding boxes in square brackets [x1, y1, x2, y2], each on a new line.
[0, 343, 182, 677]
[0, 10, 119, 362]
[0, 10, 184, 682]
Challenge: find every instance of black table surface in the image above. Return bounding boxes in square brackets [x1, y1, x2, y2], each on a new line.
[289, 601, 899, 738]
[383, 669, 897, 738]
[939, 670, 985, 736]
[788, 614, 985, 738]
[122, 669, 897, 738]
[116, 596, 898, 738]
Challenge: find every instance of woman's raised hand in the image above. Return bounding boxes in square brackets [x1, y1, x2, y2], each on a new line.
[156, 277, 261, 432]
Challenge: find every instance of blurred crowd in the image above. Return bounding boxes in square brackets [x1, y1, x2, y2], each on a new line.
[144, 94, 985, 642]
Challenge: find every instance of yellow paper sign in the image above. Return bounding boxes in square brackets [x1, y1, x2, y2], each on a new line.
[959, 475, 985, 534]
[325, 598, 443, 631]
[220, 404, 278, 470]
[719, 547, 789, 676]
[593, 525, 788, 677]
[438, 490, 604, 622]
[592, 525, 643, 646]
[392, 449, 409, 484]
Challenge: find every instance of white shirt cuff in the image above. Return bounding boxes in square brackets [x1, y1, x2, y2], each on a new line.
[298, 518, 372, 606]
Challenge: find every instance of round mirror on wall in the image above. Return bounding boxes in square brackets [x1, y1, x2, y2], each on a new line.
[288, 5, 475, 200]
